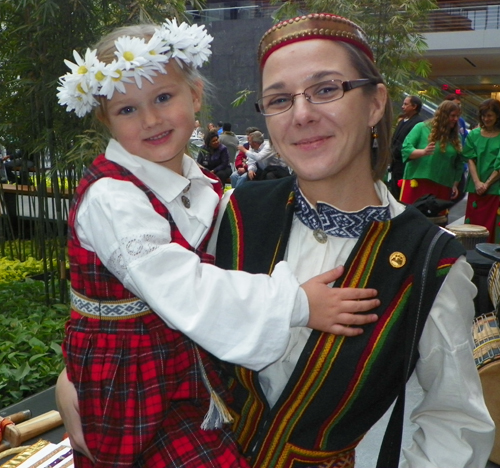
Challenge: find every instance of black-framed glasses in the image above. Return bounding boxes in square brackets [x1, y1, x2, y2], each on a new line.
[255, 79, 376, 116]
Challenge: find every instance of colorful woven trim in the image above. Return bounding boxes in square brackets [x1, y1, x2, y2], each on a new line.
[225, 197, 245, 271]
[70, 288, 152, 320]
[258, 13, 373, 67]
[249, 220, 413, 467]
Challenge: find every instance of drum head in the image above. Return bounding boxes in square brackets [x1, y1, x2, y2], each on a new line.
[446, 224, 489, 234]
[479, 362, 500, 464]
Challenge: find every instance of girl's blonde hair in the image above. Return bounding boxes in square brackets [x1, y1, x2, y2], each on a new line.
[428, 100, 462, 153]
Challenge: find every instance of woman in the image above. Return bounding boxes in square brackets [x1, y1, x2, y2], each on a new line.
[463, 98, 500, 242]
[57, 13, 494, 468]
[400, 100, 464, 205]
[214, 13, 493, 468]
[197, 131, 232, 184]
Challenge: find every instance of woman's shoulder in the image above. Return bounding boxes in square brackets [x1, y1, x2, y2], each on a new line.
[411, 121, 428, 132]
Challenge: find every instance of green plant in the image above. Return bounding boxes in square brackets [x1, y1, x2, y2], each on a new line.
[0, 279, 69, 408]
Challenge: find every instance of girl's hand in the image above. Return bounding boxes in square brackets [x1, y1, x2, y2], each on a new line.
[303, 266, 379, 336]
[56, 369, 95, 462]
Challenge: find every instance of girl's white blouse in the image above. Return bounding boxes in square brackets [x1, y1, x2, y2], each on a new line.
[74, 139, 308, 371]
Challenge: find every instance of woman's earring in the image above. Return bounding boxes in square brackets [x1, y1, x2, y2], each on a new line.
[371, 126, 379, 149]
[371, 126, 379, 170]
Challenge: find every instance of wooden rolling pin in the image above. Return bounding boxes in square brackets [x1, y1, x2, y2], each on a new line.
[3, 410, 62, 447]
[0, 410, 32, 429]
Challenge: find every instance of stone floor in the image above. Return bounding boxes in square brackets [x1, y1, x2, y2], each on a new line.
[355, 195, 499, 467]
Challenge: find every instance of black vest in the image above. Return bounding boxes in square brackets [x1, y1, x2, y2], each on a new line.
[216, 177, 464, 468]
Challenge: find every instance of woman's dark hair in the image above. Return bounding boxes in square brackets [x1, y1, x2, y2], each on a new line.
[478, 99, 500, 130]
[204, 131, 219, 151]
[338, 42, 392, 181]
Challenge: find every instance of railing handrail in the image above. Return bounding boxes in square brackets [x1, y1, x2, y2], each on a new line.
[188, 1, 500, 31]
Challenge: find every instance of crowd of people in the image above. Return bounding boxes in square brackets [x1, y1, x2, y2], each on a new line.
[53, 11, 497, 468]
[389, 91, 500, 243]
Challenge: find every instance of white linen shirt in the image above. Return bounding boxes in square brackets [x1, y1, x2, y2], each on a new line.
[246, 140, 288, 172]
[256, 182, 494, 468]
[74, 139, 309, 371]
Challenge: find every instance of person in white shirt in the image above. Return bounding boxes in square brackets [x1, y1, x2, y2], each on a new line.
[237, 130, 290, 180]
[54, 17, 380, 468]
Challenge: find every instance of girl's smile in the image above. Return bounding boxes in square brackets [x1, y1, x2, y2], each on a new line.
[102, 61, 202, 174]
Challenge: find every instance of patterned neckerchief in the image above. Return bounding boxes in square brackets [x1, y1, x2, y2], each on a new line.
[293, 182, 391, 239]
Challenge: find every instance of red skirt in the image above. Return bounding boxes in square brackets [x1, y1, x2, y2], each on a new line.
[465, 193, 500, 243]
[400, 178, 453, 205]
[64, 312, 249, 468]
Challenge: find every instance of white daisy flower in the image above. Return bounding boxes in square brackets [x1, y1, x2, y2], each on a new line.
[57, 18, 213, 117]
[114, 36, 150, 71]
[98, 61, 133, 99]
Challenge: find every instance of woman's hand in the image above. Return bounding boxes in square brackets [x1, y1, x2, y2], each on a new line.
[303, 266, 379, 336]
[474, 180, 487, 196]
[423, 142, 436, 156]
[56, 369, 95, 462]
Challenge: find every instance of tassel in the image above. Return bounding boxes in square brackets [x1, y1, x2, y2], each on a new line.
[195, 347, 234, 430]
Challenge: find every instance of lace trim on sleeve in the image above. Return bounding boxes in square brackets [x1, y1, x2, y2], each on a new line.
[107, 233, 170, 282]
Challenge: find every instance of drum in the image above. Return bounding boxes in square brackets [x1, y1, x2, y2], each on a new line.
[445, 224, 489, 250]
[488, 262, 500, 310]
[427, 215, 448, 227]
[472, 312, 500, 464]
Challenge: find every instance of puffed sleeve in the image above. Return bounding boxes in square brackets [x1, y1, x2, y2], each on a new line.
[75, 178, 309, 371]
[463, 131, 478, 162]
[400, 257, 495, 468]
[402, 122, 425, 163]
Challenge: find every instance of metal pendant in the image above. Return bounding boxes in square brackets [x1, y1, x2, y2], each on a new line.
[181, 195, 191, 208]
[313, 229, 327, 244]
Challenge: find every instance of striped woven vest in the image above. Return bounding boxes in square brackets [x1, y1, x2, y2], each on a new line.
[216, 177, 464, 468]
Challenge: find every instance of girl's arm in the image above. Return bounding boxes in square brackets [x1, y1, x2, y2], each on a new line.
[76, 178, 378, 370]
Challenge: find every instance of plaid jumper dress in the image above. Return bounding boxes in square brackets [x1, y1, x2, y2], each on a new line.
[63, 155, 249, 468]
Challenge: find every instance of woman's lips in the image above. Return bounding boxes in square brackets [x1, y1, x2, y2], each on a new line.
[294, 135, 330, 147]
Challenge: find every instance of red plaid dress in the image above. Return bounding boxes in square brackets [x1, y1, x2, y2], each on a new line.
[63, 155, 249, 468]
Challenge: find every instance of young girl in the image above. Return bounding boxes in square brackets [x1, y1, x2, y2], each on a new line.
[57, 19, 380, 468]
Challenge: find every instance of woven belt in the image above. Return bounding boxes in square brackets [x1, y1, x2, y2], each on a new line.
[71, 288, 152, 320]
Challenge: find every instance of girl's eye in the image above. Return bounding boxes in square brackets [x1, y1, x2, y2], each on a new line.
[119, 106, 135, 115]
[157, 93, 172, 103]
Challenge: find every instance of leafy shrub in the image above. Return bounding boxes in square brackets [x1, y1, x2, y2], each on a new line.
[0, 257, 48, 283]
[0, 279, 69, 407]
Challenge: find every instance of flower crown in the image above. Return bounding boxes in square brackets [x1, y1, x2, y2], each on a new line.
[57, 19, 213, 117]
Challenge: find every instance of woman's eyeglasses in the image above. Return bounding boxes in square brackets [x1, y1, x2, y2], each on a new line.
[255, 79, 376, 116]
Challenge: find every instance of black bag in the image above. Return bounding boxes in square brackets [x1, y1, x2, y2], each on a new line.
[411, 194, 454, 217]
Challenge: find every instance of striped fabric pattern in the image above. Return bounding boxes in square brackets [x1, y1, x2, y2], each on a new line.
[217, 179, 463, 468]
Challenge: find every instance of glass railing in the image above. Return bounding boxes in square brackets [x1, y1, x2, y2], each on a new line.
[187, 1, 500, 31]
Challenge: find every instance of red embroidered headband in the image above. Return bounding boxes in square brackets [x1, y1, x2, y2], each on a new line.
[258, 13, 373, 68]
